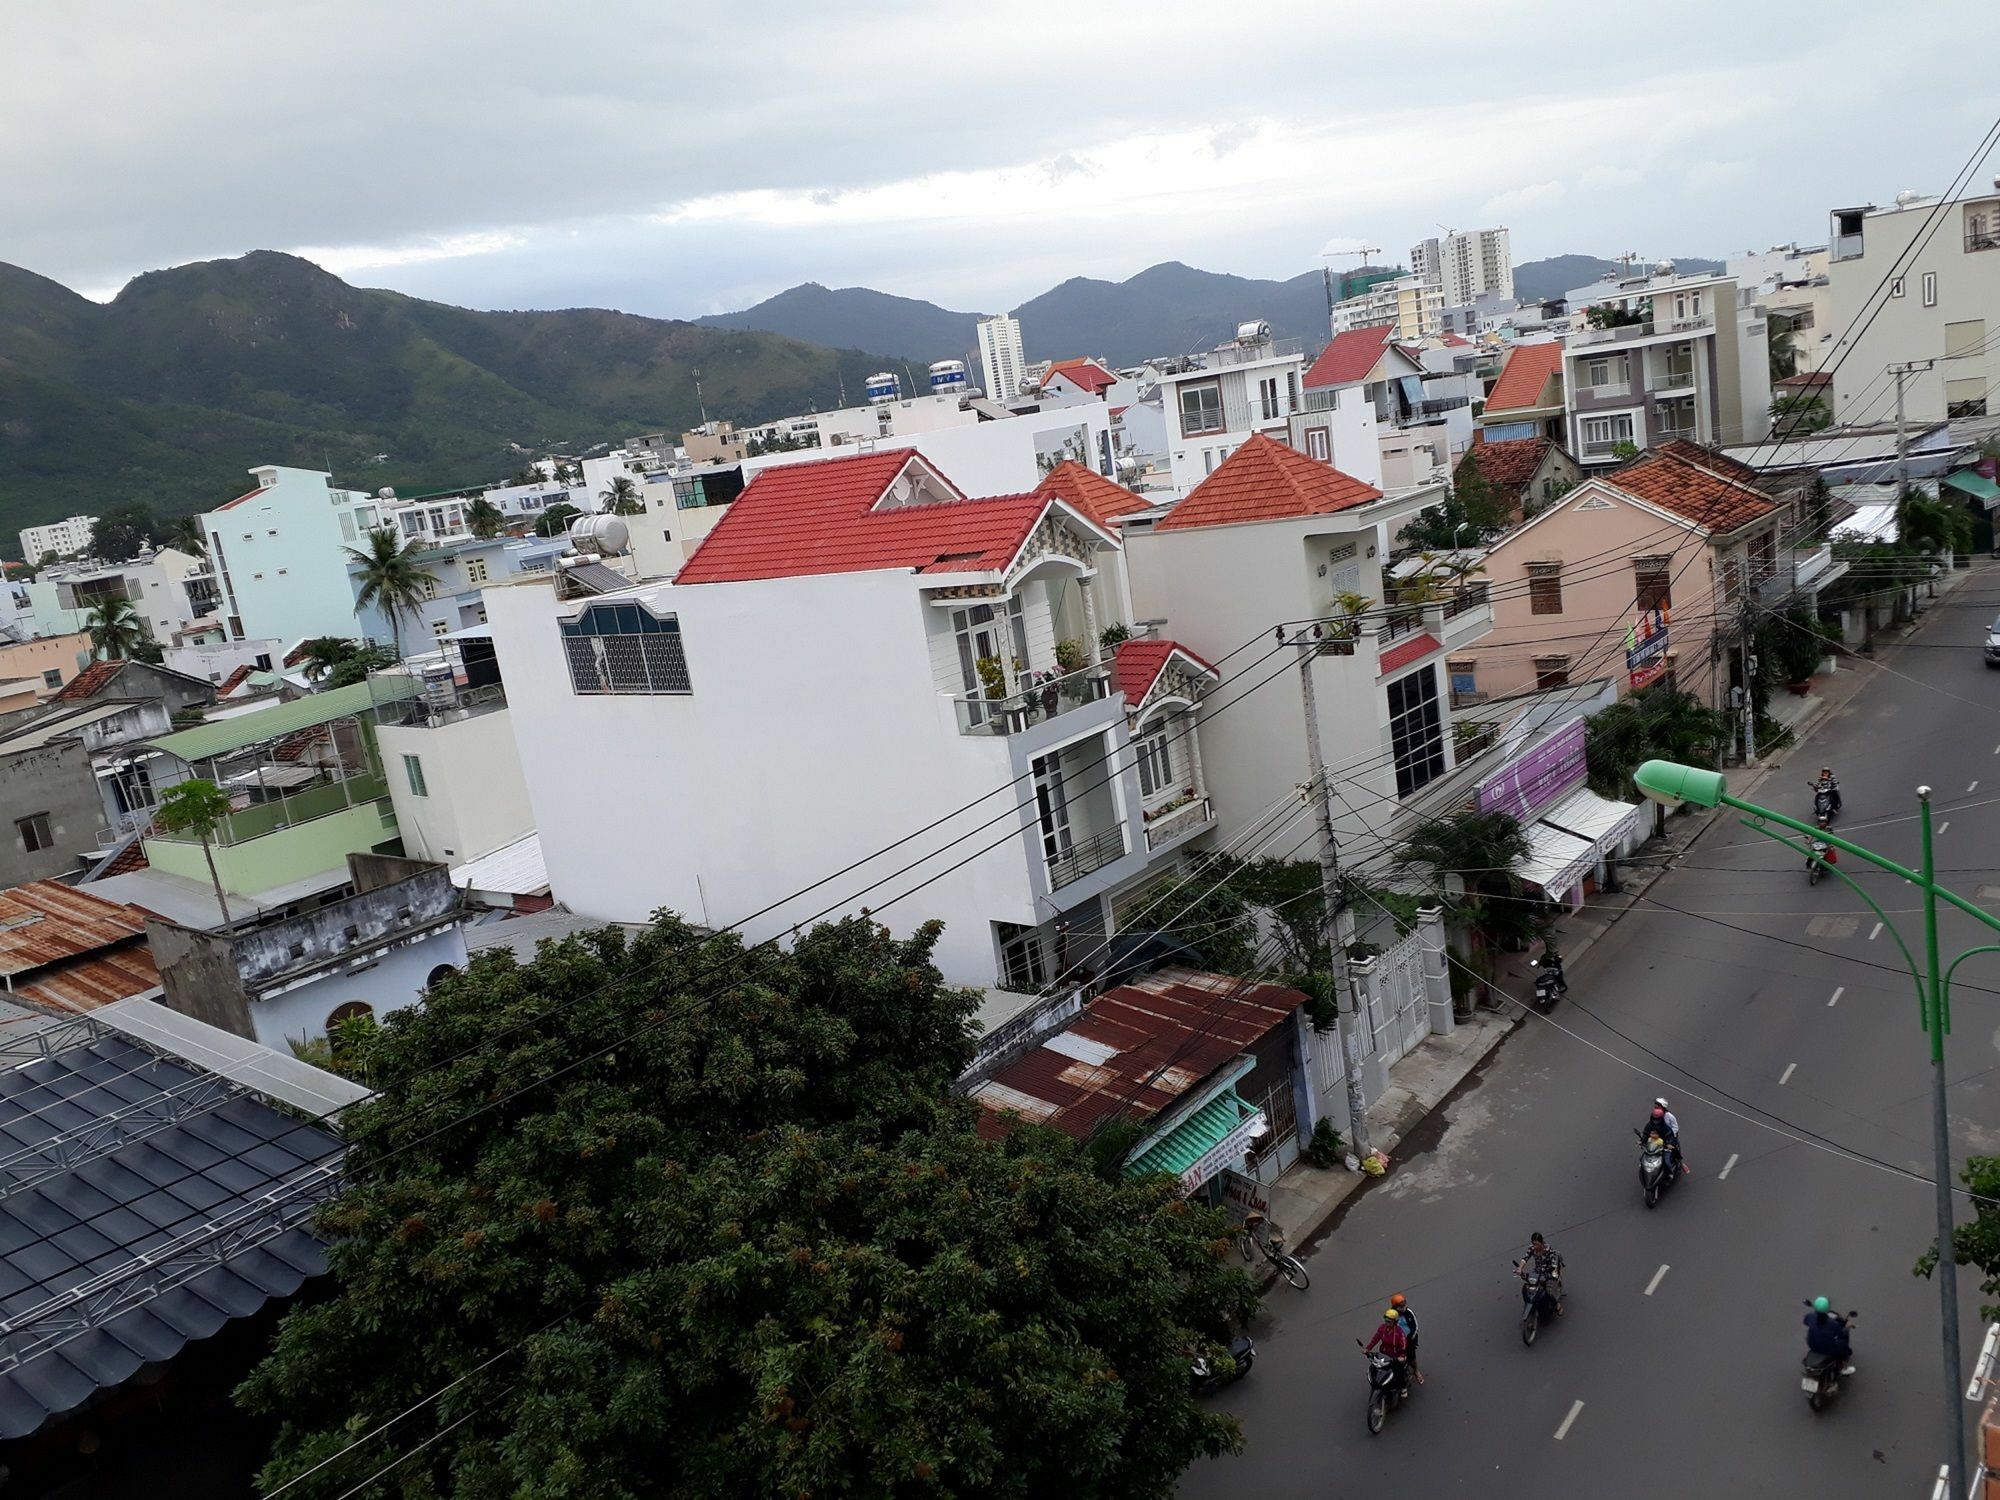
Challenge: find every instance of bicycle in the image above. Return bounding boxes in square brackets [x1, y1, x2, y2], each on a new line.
[1236, 1211, 1309, 1290]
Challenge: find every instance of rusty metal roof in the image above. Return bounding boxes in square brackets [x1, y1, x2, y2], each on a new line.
[11, 948, 160, 1014]
[972, 968, 1304, 1142]
[0, 881, 149, 977]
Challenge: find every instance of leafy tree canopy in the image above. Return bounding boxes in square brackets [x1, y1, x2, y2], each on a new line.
[534, 501, 584, 538]
[240, 916, 1255, 1498]
[89, 501, 161, 562]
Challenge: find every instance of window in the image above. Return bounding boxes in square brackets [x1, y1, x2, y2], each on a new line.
[1386, 667, 1445, 798]
[39, 669, 61, 689]
[1580, 413, 1635, 452]
[1305, 426, 1331, 463]
[1447, 658, 1480, 709]
[1534, 655, 1571, 691]
[1946, 378, 1989, 419]
[1890, 277, 1905, 298]
[1923, 271, 1938, 307]
[425, 964, 458, 989]
[1287, 370, 1299, 410]
[403, 754, 428, 798]
[325, 1001, 374, 1048]
[1584, 355, 1627, 390]
[1179, 381, 1224, 437]
[254, 653, 272, 670]
[661, 529, 672, 543]
[431, 619, 450, 638]
[1528, 561, 1563, 615]
[421, 576, 439, 600]
[560, 601, 693, 695]
[1203, 448, 1218, 475]
[465, 556, 489, 585]
[1946, 319, 1988, 358]
[15, 814, 51, 853]
[1258, 376, 1280, 422]
[1633, 556, 1672, 611]
[996, 921, 1047, 992]
[1136, 731, 1175, 800]
[1671, 289, 1703, 321]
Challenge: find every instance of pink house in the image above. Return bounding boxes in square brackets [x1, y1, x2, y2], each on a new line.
[1455, 444, 1782, 715]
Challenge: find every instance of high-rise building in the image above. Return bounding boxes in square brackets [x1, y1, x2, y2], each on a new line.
[976, 314, 1026, 400]
[1410, 228, 1514, 305]
[18, 515, 98, 563]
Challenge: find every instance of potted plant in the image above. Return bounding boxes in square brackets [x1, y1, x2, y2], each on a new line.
[1054, 637, 1087, 673]
[975, 655, 1007, 701]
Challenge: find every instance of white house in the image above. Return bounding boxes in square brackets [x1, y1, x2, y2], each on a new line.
[1147, 325, 1309, 498]
[202, 465, 378, 644]
[25, 547, 209, 645]
[484, 447, 1225, 996]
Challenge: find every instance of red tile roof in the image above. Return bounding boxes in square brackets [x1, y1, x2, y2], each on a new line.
[1775, 371, 1832, 390]
[972, 968, 1306, 1142]
[1605, 452, 1777, 535]
[212, 485, 264, 512]
[1156, 433, 1382, 533]
[1438, 333, 1473, 347]
[1111, 639, 1219, 707]
[1651, 438, 1763, 487]
[216, 664, 256, 696]
[95, 837, 151, 879]
[1485, 343, 1565, 414]
[675, 450, 1068, 585]
[1033, 462, 1151, 530]
[49, 659, 123, 703]
[282, 640, 315, 668]
[1463, 437, 1556, 493]
[1303, 325, 1396, 389]
[1378, 632, 1442, 677]
[1043, 358, 1119, 395]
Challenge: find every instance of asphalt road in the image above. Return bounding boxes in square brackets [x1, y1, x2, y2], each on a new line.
[1182, 564, 2000, 1499]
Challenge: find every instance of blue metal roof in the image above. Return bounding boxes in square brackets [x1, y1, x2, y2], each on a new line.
[0, 1023, 341, 1439]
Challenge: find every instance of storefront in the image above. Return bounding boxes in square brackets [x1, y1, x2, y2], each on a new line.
[1476, 716, 1646, 907]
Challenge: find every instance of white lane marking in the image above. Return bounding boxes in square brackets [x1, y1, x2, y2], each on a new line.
[1971, 780, 1981, 793]
[1940, 821, 1951, 835]
[1554, 1399, 1585, 1441]
[1828, 986, 1845, 1007]
[1870, 922, 1884, 941]
[1719, 1153, 1740, 1179]
[1644, 1264, 1670, 1297]
[1780, 1062, 1798, 1085]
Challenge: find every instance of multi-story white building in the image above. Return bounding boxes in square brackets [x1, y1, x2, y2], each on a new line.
[25, 548, 211, 644]
[1728, 243, 1833, 376]
[1562, 269, 1771, 467]
[1827, 187, 2000, 422]
[485, 447, 1222, 995]
[1329, 275, 1445, 341]
[202, 466, 379, 644]
[1146, 324, 1308, 497]
[977, 314, 1027, 400]
[18, 515, 97, 564]
[1412, 229, 1514, 305]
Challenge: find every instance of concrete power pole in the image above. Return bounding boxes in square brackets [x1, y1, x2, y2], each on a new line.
[1890, 360, 1936, 497]
[1738, 593, 1758, 767]
[1295, 636, 1372, 1156]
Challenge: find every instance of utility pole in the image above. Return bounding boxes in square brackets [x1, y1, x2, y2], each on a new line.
[1738, 594, 1758, 766]
[1917, 785, 1968, 1493]
[1295, 632, 1372, 1156]
[1890, 360, 1936, 496]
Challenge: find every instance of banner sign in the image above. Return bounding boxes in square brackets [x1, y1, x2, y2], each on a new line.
[1475, 717, 1587, 824]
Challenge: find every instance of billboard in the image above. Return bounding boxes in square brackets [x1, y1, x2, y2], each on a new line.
[1475, 717, 1587, 824]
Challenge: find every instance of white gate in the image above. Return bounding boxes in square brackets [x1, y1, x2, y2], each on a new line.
[1362, 929, 1430, 1071]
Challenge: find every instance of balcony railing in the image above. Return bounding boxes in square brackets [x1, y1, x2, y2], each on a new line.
[1648, 370, 1695, 392]
[1204, 337, 1304, 370]
[1048, 826, 1129, 890]
[1441, 582, 1489, 619]
[954, 662, 1113, 736]
[148, 772, 390, 848]
[1378, 608, 1425, 643]
[1143, 796, 1213, 852]
[1968, 230, 2000, 254]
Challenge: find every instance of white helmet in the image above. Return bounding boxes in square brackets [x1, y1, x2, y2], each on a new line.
[1655, 1097, 1670, 1111]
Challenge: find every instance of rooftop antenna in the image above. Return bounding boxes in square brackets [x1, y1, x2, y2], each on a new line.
[692, 368, 708, 427]
[1615, 251, 1641, 274]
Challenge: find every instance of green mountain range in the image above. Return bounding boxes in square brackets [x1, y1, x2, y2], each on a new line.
[0, 252, 898, 550]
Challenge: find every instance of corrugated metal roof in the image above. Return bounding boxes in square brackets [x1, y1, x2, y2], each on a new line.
[142, 678, 414, 764]
[0, 702, 140, 756]
[94, 997, 372, 1116]
[11, 951, 159, 1015]
[0, 882, 148, 977]
[453, 833, 547, 896]
[0, 1030, 341, 1439]
[1124, 1091, 1250, 1179]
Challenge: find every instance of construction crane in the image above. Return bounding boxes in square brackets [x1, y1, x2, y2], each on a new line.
[1323, 245, 1384, 315]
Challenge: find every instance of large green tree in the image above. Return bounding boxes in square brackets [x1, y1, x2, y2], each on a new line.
[1584, 684, 1729, 835]
[1394, 807, 1542, 950]
[89, 502, 160, 562]
[240, 917, 1255, 1498]
[346, 526, 438, 658]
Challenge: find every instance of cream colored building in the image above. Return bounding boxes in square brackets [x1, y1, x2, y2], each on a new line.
[0, 632, 90, 700]
[1329, 275, 1444, 341]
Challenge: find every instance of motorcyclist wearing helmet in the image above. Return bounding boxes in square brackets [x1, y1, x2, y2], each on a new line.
[1390, 1293, 1423, 1383]
[1514, 1232, 1564, 1309]
[1804, 1296, 1855, 1374]
[1810, 767, 1842, 817]
[1641, 1097, 1687, 1176]
[1365, 1307, 1413, 1393]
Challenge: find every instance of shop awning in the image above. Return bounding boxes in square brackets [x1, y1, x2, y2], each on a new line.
[1515, 787, 1646, 899]
[1124, 1091, 1266, 1194]
[1516, 821, 1596, 896]
[1945, 469, 2000, 506]
[1539, 786, 1645, 850]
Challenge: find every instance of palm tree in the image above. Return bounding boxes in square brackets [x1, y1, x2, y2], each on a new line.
[346, 526, 438, 659]
[1584, 684, 1728, 835]
[298, 636, 361, 683]
[466, 497, 504, 539]
[163, 513, 208, 558]
[1393, 807, 1537, 952]
[153, 779, 234, 926]
[600, 475, 645, 516]
[84, 596, 148, 660]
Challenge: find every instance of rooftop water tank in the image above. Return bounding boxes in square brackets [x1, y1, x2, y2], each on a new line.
[568, 514, 630, 556]
[865, 371, 900, 405]
[928, 359, 967, 397]
[1235, 319, 1273, 344]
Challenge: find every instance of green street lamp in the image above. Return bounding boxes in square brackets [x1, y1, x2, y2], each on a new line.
[1634, 759, 1990, 1488]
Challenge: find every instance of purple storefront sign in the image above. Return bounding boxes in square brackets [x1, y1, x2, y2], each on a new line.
[1475, 717, 1587, 824]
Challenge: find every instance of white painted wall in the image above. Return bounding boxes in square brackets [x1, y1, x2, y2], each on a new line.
[378, 708, 536, 867]
[741, 402, 1119, 499]
[163, 636, 283, 685]
[1286, 390, 1385, 490]
[203, 466, 372, 645]
[248, 924, 467, 1051]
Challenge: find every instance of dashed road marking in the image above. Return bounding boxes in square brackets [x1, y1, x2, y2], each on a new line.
[1719, 1153, 1739, 1179]
[1554, 1399, 1585, 1441]
[1829, 986, 1845, 1007]
[1870, 922, 1884, 941]
[1941, 821, 1951, 835]
[1780, 1062, 1798, 1085]
[1972, 780, 1981, 793]
[1645, 1264, 1670, 1297]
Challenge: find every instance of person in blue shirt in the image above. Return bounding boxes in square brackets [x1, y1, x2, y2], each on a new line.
[1804, 1296, 1855, 1374]
[1390, 1293, 1423, 1384]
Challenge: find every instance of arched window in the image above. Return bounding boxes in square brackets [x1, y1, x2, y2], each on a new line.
[326, 1001, 374, 1031]
[426, 964, 459, 989]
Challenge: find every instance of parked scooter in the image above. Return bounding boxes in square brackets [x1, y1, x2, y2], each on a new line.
[1529, 954, 1567, 1010]
[1357, 1340, 1410, 1434]
[1801, 1308, 1858, 1411]
[1806, 837, 1835, 886]
[1635, 1127, 1677, 1209]
[1190, 1334, 1256, 1395]
[1515, 1260, 1564, 1346]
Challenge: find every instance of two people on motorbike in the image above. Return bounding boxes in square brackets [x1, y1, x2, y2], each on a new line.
[1364, 1303, 1417, 1394]
[1640, 1096, 1688, 1176]
[1810, 766, 1842, 820]
[1804, 1296, 1855, 1375]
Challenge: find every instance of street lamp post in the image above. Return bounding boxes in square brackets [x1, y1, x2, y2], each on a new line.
[1633, 759, 1986, 1490]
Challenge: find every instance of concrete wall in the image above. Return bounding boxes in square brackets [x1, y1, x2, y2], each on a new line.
[248, 927, 463, 1050]
[377, 707, 535, 866]
[144, 797, 399, 898]
[144, 917, 256, 1037]
[0, 634, 89, 700]
[0, 741, 107, 883]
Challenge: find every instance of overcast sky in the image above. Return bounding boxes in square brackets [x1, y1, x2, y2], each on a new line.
[5, 1, 1996, 320]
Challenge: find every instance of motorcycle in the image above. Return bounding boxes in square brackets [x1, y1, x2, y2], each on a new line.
[1516, 1260, 1563, 1346]
[1529, 956, 1567, 1010]
[1357, 1339, 1409, 1434]
[1635, 1127, 1677, 1208]
[1190, 1334, 1256, 1394]
[1806, 837, 1834, 886]
[1801, 1308, 1858, 1411]
[1811, 783, 1838, 830]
